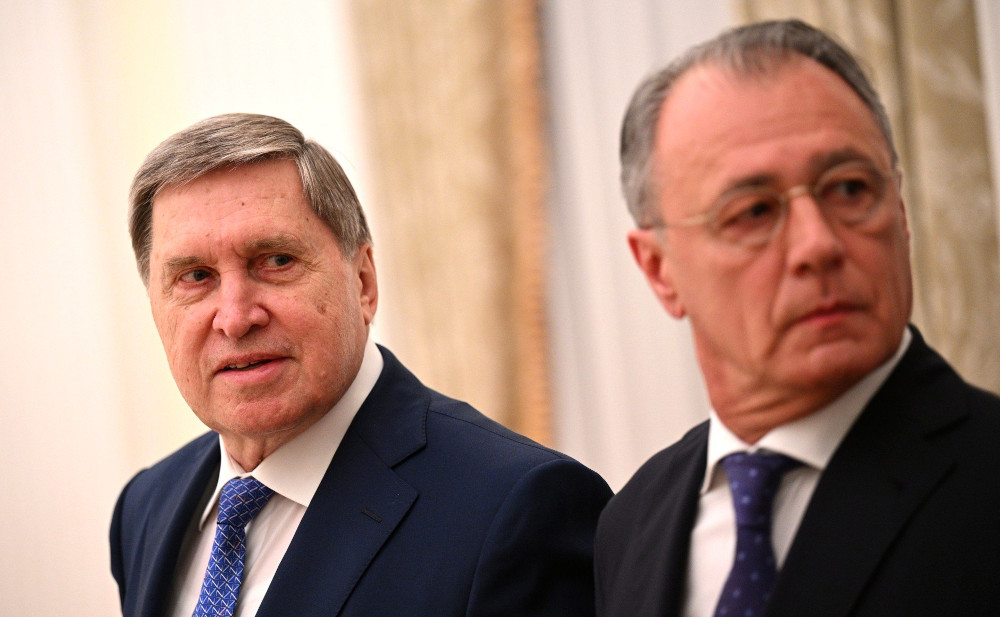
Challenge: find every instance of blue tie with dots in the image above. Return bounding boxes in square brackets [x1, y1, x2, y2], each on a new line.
[193, 477, 275, 617]
[713, 452, 800, 617]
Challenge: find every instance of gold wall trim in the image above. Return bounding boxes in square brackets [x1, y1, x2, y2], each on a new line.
[350, 0, 552, 442]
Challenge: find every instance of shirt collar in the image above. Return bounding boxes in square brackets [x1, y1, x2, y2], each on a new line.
[702, 328, 911, 494]
[198, 337, 384, 528]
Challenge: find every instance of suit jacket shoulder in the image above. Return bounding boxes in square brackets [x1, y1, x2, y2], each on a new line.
[110, 431, 219, 616]
[769, 328, 1000, 616]
[270, 346, 614, 616]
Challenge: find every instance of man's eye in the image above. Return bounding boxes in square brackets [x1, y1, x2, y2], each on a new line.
[264, 254, 294, 268]
[817, 163, 882, 211]
[179, 269, 212, 283]
[825, 179, 875, 205]
[825, 178, 873, 202]
[720, 197, 780, 228]
[744, 201, 778, 220]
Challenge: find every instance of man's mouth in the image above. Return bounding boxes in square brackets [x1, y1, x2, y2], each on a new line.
[222, 359, 273, 372]
[794, 301, 861, 326]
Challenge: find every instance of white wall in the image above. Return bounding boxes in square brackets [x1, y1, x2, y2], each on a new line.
[541, 1, 732, 490]
[0, 2, 370, 614]
[0, 7, 130, 612]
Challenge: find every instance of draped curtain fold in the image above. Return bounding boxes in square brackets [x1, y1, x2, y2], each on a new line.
[348, 0, 552, 441]
[735, 0, 1000, 394]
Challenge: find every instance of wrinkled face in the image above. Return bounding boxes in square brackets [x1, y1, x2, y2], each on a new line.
[629, 58, 912, 412]
[148, 159, 377, 447]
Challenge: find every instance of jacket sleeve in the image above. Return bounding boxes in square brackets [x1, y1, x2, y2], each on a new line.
[466, 457, 612, 617]
[109, 472, 142, 608]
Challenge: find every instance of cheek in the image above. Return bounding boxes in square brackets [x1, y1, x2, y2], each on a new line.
[296, 302, 361, 386]
[151, 304, 179, 358]
[287, 286, 362, 354]
[881, 243, 913, 313]
[856, 231, 909, 291]
[689, 255, 769, 323]
[311, 275, 363, 327]
[153, 304, 206, 376]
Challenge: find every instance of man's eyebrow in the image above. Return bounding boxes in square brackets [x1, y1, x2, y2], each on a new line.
[245, 234, 304, 254]
[160, 256, 202, 278]
[805, 147, 875, 175]
[718, 148, 878, 195]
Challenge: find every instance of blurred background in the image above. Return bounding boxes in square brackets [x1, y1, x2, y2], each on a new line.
[2, 1, 999, 614]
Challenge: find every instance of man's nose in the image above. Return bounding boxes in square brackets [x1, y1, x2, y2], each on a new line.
[212, 273, 269, 339]
[783, 193, 845, 273]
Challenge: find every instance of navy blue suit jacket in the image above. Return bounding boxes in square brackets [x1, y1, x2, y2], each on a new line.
[111, 346, 612, 616]
[595, 328, 1000, 616]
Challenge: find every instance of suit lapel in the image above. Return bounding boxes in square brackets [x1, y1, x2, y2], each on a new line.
[767, 330, 967, 617]
[256, 347, 426, 617]
[623, 424, 707, 617]
[134, 435, 219, 617]
[656, 432, 706, 617]
[256, 432, 418, 616]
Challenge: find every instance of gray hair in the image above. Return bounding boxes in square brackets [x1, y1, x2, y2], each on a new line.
[129, 113, 371, 286]
[621, 19, 897, 226]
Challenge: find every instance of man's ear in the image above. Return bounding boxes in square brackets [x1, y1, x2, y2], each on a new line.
[627, 229, 686, 319]
[896, 170, 911, 241]
[354, 243, 378, 325]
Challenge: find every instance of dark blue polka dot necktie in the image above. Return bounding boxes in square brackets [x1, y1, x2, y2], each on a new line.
[713, 452, 800, 617]
[193, 476, 275, 617]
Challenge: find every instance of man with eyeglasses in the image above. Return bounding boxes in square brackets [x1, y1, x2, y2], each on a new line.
[595, 19, 1000, 617]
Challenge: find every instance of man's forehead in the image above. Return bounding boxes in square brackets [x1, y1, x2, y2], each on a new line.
[654, 58, 885, 170]
[659, 56, 839, 126]
[153, 159, 302, 203]
[152, 162, 304, 220]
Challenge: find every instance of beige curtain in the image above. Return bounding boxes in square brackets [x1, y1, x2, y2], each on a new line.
[735, 0, 1000, 394]
[348, 1, 551, 442]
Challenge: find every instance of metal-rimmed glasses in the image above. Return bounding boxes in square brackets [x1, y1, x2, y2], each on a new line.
[641, 160, 900, 248]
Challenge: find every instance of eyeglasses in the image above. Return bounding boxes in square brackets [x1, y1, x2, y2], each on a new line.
[641, 160, 900, 248]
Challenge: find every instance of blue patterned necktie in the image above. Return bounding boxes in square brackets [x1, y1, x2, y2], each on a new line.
[193, 477, 275, 617]
[713, 452, 801, 617]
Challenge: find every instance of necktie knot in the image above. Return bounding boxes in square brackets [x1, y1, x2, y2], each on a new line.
[721, 452, 800, 530]
[217, 476, 274, 527]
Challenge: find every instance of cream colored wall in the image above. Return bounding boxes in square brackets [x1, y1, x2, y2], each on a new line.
[0, 1, 371, 614]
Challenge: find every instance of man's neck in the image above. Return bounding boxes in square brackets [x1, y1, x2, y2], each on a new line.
[710, 329, 913, 444]
[713, 393, 843, 445]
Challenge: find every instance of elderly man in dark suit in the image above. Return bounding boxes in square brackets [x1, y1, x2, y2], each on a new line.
[595, 19, 1000, 617]
[110, 113, 611, 617]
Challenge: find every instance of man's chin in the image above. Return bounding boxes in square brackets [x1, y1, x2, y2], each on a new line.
[784, 337, 889, 387]
[198, 402, 306, 439]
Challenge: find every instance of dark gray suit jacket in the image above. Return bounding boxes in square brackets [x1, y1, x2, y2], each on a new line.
[595, 327, 1000, 616]
[111, 346, 612, 617]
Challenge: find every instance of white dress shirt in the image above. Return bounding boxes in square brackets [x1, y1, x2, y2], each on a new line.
[168, 337, 384, 617]
[682, 329, 911, 617]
